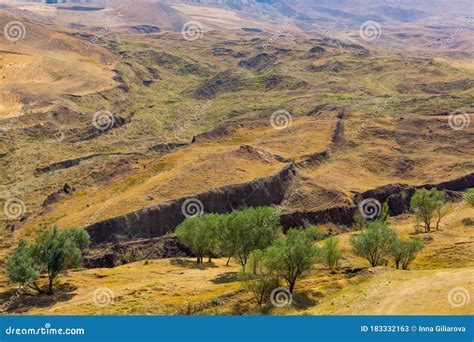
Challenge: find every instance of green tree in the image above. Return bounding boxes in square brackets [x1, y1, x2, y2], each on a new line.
[240, 250, 278, 306]
[176, 214, 222, 263]
[318, 236, 341, 269]
[226, 207, 281, 269]
[265, 229, 317, 293]
[350, 220, 397, 267]
[7, 226, 90, 295]
[6, 240, 42, 294]
[410, 188, 446, 232]
[390, 238, 424, 269]
[465, 189, 474, 207]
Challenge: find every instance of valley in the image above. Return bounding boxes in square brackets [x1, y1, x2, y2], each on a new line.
[0, 0, 473, 316]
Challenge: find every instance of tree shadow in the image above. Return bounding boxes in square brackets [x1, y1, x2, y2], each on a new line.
[1, 282, 77, 314]
[169, 258, 218, 270]
[211, 271, 239, 284]
[291, 290, 320, 310]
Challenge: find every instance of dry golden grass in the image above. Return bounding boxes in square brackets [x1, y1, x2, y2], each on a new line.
[0, 10, 118, 118]
[2, 204, 472, 316]
[14, 114, 335, 238]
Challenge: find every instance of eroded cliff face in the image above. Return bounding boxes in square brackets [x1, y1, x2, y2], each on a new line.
[279, 173, 474, 229]
[354, 172, 474, 216]
[86, 164, 296, 245]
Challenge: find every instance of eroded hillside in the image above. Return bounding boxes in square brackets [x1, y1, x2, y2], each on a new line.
[0, 7, 473, 315]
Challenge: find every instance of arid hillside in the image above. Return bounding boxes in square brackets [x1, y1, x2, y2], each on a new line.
[0, 3, 473, 316]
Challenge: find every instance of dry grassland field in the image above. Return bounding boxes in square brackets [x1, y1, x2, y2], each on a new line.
[0, 0, 473, 321]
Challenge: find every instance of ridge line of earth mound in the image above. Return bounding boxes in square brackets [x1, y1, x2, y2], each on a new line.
[84, 108, 348, 245]
[85, 163, 297, 246]
[281, 172, 474, 229]
[84, 171, 474, 268]
[296, 108, 347, 168]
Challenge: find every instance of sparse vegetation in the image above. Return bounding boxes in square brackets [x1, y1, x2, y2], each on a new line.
[1, 2, 473, 317]
[318, 236, 341, 269]
[224, 207, 281, 269]
[410, 189, 447, 232]
[465, 189, 474, 207]
[176, 208, 280, 265]
[350, 220, 397, 267]
[264, 229, 318, 293]
[7, 226, 90, 295]
[390, 238, 424, 270]
[175, 214, 222, 263]
[240, 250, 278, 306]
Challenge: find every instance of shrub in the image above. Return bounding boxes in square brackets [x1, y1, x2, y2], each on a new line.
[264, 229, 317, 293]
[350, 220, 397, 267]
[240, 249, 278, 306]
[7, 226, 90, 295]
[390, 238, 424, 269]
[465, 189, 474, 207]
[410, 188, 446, 232]
[318, 236, 341, 269]
[225, 207, 281, 269]
[176, 214, 222, 263]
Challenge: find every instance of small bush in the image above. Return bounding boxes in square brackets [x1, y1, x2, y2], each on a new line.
[318, 236, 341, 269]
[7, 226, 90, 295]
[264, 229, 318, 293]
[390, 238, 424, 269]
[465, 189, 474, 207]
[240, 250, 278, 307]
[410, 188, 446, 232]
[350, 220, 397, 267]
